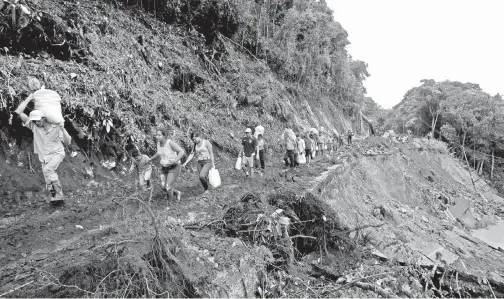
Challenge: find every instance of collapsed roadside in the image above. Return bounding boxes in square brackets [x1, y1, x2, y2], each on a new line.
[1, 137, 503, 298]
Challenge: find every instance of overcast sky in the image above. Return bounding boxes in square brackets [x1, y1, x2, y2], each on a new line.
[327, 0, 504, 109]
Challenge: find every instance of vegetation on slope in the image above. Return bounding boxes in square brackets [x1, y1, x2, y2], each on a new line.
[1, 0, 371, 160]
[385, 79, 504, 192]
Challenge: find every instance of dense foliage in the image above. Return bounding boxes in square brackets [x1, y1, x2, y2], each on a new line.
[134, 0, 371, 114]
[386, 79, 504, 178]
[0, 0, 372, 158]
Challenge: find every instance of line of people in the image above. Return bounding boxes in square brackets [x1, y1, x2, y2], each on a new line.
[128, 129, 216, 202]
[238, 125, 355, 178]
[15, 83, 355, 205]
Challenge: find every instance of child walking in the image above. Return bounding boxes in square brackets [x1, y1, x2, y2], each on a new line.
[129, 149, 152, 191]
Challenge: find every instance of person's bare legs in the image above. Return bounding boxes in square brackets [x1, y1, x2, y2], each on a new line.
[165, 164, 181, 201]
[249, 161, 254, 178]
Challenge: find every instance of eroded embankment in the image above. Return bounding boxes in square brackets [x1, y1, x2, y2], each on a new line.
[3, 139, 504, 298]
[315, 140, 504, 297]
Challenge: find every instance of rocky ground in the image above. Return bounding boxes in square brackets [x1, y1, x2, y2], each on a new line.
[1, 136, 503, 298]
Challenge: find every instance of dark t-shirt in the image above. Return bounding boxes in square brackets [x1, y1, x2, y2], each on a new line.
[242, 136, 257, 157]
[304, 137, 313, 149]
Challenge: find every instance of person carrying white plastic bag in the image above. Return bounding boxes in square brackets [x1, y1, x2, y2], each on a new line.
[182, 131, 217, 195]
[208, 167, 221, 188]
[235, 156, 242, 170]
[296, 134, 306, 165]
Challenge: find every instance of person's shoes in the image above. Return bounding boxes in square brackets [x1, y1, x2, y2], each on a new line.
[50, 180, 65, 205]
[175, 190, 182, 202]
[46, 183, 56, 197]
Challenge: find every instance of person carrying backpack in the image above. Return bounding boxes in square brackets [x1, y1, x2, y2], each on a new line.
[182, 132, 215, 195]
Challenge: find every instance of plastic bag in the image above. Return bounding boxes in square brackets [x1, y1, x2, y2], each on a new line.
[235, 156, 242, 170]
[33, 88, 64, 124]
[208, 167, 221, 188]
[297, 153, 306, 164]
[312, 150, 316, 159]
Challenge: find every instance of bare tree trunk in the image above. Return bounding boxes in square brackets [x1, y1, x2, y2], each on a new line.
[473, 143, 476, 169]
[256, 4, 262, 56]
[431, 111, 439, 139]
[462, 144, 477, 192]
[491, 148, 495, 179]
[461, 131, 466, 160]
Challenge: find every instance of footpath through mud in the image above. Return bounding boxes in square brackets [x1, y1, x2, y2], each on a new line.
[1, 137, 503, 298]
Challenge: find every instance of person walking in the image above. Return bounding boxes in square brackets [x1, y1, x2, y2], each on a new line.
[311, 133, 319, 158]
[182, 132, 215, 195]
[347, 130, 354, 145]
[304, 133, 313, 164]
[240, 128, 257, 178]
[128, 149, 152, 191]
[15, 99, 71, 204]
[281, 125, 296, 167]
[256, 134, 266, 171]
[149, 129, 185, 202]
[297, 134, 305, 165]
[332, 131, 339, 152]
[326, 134, 333, 155]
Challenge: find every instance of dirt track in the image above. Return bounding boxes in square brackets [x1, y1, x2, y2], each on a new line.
[1, 137, 504, 298]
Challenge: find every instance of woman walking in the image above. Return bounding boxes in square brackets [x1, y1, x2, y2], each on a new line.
[149, 129, 185, 201]
[182, 132, 215, 195]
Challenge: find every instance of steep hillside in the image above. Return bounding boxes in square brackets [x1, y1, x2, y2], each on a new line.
[1, 0, 364, 163]
[5, 1, 504, 299]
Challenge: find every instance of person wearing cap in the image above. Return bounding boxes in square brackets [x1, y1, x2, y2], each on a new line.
[14, 97, 71, 203]
[240, 128, 257, 178]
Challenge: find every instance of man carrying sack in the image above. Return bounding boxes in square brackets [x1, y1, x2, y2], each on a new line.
[14, 78, 71, 204]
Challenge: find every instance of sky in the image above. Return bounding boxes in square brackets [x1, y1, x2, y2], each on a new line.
[326, 0, 504, 109]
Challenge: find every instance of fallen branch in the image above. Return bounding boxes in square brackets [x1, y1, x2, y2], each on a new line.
[353, 281, 396, 298]
[183, 218, 223, 230]
[27, 152, 35, 173]
[331, 272, 394, 292]
[344, 222, 385, 233]
[290, 235, 317, 240]
[0, 280, 34, 297]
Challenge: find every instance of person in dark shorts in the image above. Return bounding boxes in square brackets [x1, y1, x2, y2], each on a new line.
[347, 130, 354, 145]
[240, 128, 257, 178]
[182, 131, 215, 195]
[149, 129, 185, 202]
